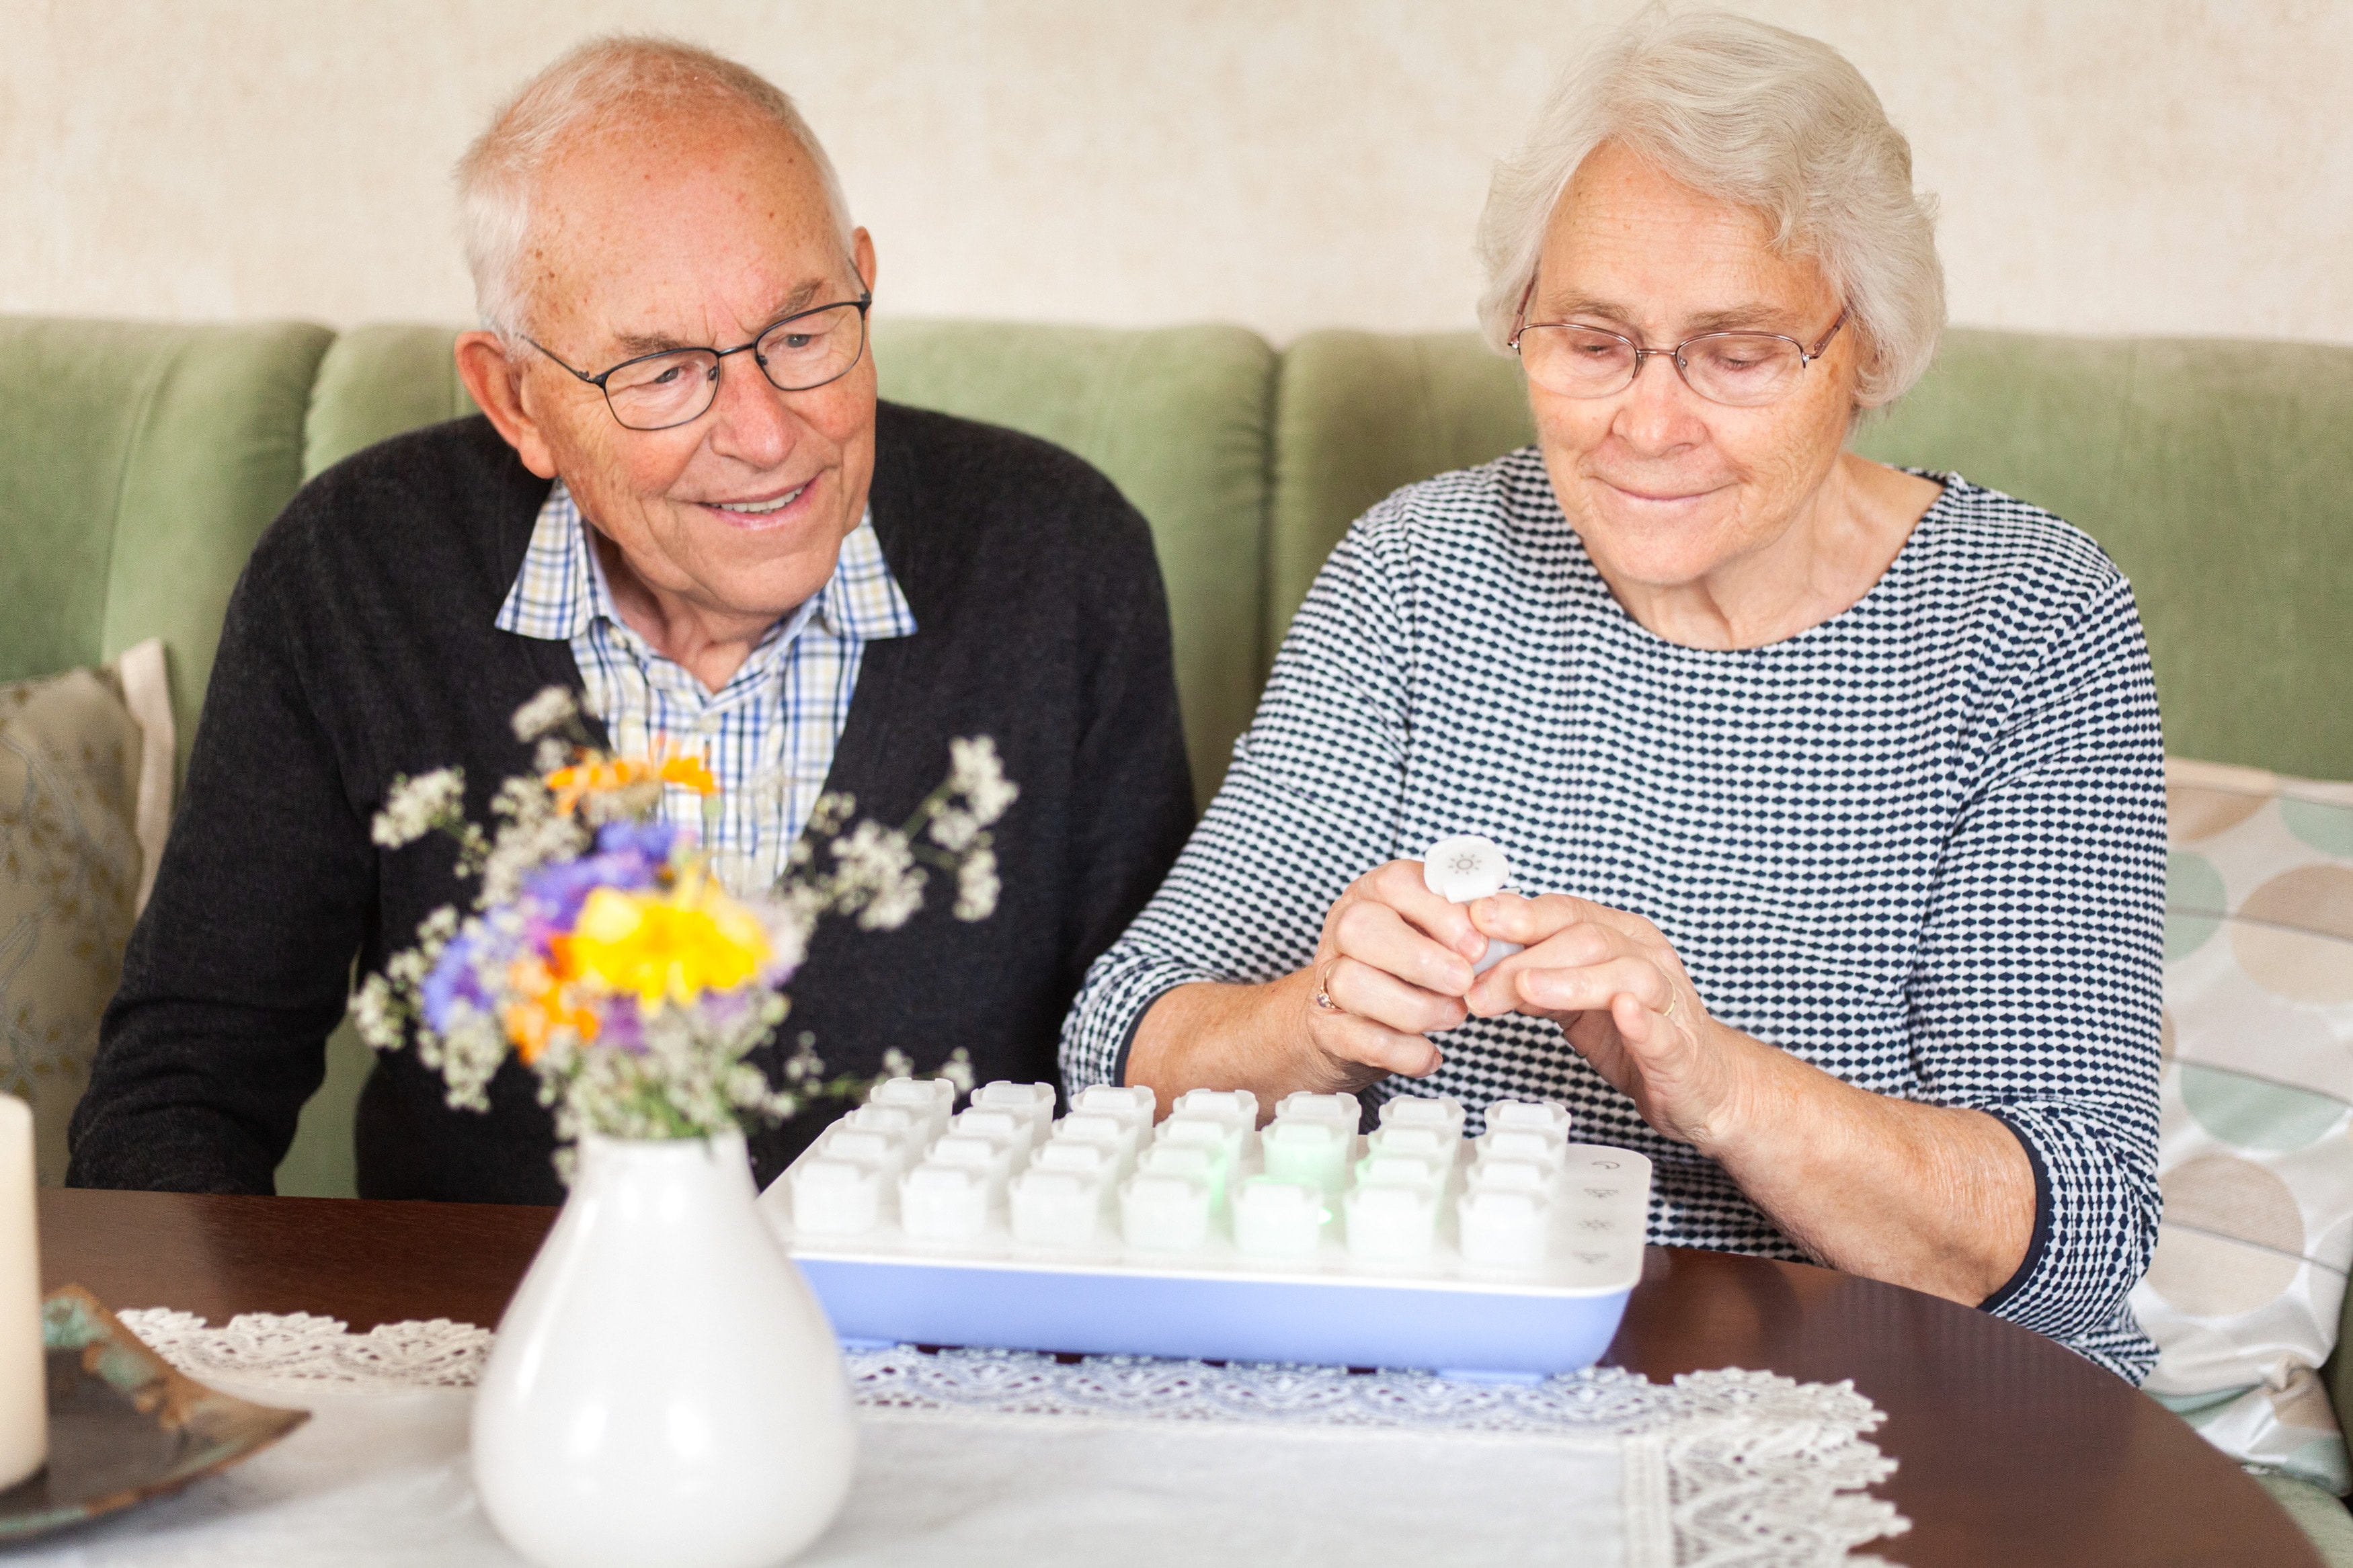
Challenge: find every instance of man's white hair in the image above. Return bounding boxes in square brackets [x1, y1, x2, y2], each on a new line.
[1475, 9, 1944, 407]
[456, 35, 854, 339]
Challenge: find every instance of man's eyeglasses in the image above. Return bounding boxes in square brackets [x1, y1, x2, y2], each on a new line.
[525, 283, 873, 431]
[1510, 282, 1848, 408]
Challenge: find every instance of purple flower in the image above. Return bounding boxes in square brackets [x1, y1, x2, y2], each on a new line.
[520, 839, 668, 930]
[595, 820, 678, 862]
[597, 999, 649, 1055]
[421, 932, 491, 1032]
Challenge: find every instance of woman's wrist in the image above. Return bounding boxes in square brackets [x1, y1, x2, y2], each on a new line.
[1679, 1024, 1808, 1163]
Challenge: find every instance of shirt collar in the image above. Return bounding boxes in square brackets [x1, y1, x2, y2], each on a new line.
[495, 480, 916, 647]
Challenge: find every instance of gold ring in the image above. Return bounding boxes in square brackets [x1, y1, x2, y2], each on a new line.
[1312, 960, 1343, 1014]
[1660, 991, 1679, 1021]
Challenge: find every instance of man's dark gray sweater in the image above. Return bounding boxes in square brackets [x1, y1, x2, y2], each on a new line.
[68, 403, 1195, 1202]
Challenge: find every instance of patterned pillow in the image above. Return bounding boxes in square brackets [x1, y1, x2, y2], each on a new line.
[0, 641, 174, 1184]
[2135, 757, 2353, 1493]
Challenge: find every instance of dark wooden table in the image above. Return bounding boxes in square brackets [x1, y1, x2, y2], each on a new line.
[37, 1188, 2318, 1567]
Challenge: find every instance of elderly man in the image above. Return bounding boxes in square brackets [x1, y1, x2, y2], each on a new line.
[69, 38, 1193, 1201]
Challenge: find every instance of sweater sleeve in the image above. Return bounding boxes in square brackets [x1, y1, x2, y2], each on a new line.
[1060, 508, 1414, 1090]
[68, 547, 374, 1194]
[1052, 485, 1199, 1010]
[1908, 573, 2167, 1380]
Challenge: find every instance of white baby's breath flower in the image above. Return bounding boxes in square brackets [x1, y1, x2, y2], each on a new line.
[938, 1048, 976, 1096]
[510, 686, 578, 743]
[926, 806, 981, 853]
[350, 973, 405, 1053]
[479, 811, 592, 909]
[532, 737, 571, 775]
[859, 874, 926, 931]
[372, 768, 466, 848]
[832, 821, 926, 926]
[953, 847, 1000, 921]
[948, 737, 1020, 825]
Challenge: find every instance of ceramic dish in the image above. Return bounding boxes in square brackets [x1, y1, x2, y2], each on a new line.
[0, 1286, 309, 1540]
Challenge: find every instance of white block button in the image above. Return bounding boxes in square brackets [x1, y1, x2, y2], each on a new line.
[1232, 1178, 1325, 1259]
[1466, 1159, 1552, 1196]
[1343, 1182, 1438, 1262]
[1355, 1152, 1445, 1194]
[1477, 1128, 1568, 1174]
[817, 1126, 908, 1180]
[953, 1106, 1035, 1159]
[1485, 1100, 1573, 1141]
[973, 1080, 1058, 1142]
[1072, 1083, 1157, 1128]
[1120, 1173, 1211, 1250]
[1174, 1088, 1259, 1133]
[1033, 1140, 1116, 1182]
[1378, 1096, 1466, 1143]
[1458, 1188, 1550, 1268]
[928, 1133, 1016, 1194]
[1261, 1120, 1349, 1194]
[899, 1164, 989, 1241]
[1273, 1091, 1359, 1132]
[868, 1077, 957, 1143]
[1009, 1167, 1103, 1247]
[789, 1158, 881, 1236]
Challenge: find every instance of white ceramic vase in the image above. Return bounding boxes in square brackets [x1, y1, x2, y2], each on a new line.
[473, 1130, 856, 1568]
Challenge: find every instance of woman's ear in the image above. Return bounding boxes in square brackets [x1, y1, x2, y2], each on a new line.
[455, 331, 561, 480]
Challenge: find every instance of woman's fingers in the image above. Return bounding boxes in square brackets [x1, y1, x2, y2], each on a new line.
[1470, 891, 1650, 946]
[1322, 953, 1470, 1036]
[1367, 859, 1488, 961]
[1306, 1002, 1446, 1080]
[1330, 887, 1478, 997]
[1509, 954, 1671, 1019]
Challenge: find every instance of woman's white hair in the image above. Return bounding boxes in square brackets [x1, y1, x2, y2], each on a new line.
[456, 36, 854, 339]
[1475, 9, 1944, 407]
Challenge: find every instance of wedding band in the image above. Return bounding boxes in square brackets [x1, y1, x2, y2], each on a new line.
[1660, 991, 1679, 1020]
[1312, 960, 1343, 1014]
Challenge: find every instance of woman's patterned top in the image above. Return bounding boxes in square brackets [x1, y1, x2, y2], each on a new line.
[1063, 448, 2166, 1380]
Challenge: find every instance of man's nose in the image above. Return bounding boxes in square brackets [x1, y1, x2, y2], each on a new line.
[703, 349, 797, 468]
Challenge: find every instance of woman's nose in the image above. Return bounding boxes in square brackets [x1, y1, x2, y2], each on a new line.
[1611, 351, 1708, 452]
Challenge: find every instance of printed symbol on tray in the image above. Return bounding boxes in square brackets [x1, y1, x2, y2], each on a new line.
[1589, 1160, 1620, 1169]
[1583, 1187, 1618, 1200]
[1579, 1217, 1613, 1231]
[1575, 1251, 1607, 1264]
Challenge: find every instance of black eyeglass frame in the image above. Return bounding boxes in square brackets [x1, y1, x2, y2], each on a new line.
[1508, 276, 1849, 407]
[524, 280, 875, 432]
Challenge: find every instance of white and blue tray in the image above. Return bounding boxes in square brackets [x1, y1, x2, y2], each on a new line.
[758, 1079, 1651, 1377]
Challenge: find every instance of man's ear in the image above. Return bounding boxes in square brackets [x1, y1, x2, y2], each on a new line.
[455, 331, 560, 479]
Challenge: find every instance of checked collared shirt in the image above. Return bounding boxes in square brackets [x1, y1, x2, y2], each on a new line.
[495, 481, 916, 894]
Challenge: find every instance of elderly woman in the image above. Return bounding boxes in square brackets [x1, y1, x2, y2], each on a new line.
[1062, 11, 2163, 1379]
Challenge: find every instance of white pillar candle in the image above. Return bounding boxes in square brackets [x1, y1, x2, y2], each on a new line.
[0, 1096, 45, 1489]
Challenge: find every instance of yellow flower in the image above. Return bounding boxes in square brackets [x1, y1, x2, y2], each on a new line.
[657, 753, 719, 796]
[557, 878, 772, 1009]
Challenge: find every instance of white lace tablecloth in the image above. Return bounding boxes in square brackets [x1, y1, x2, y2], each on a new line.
[13, 1311, 1907, 1567]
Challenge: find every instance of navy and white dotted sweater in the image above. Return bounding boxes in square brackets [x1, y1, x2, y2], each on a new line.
[1063, 448, 2166, 1381]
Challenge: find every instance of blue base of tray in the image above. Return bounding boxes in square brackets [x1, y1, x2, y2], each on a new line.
[799, 1257, 1632, 1375]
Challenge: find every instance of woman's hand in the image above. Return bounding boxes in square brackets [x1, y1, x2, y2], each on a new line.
[1462, 893, 1767, 1153]
[1287, 859, 1499, 1091]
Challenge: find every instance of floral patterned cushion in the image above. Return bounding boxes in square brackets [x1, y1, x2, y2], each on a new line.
[2137, 757, 2353, 1493]
[0, 641, 173, 1184]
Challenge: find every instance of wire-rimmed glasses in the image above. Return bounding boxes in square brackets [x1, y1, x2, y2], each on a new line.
[525, 285, 873, 431]
[1510, 288, 1848, 408]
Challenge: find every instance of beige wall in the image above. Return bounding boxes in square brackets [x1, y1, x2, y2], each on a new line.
[5, 1, 2348, 345]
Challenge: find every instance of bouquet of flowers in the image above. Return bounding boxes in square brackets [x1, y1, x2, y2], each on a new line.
[352, 687, 1010, 1155]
